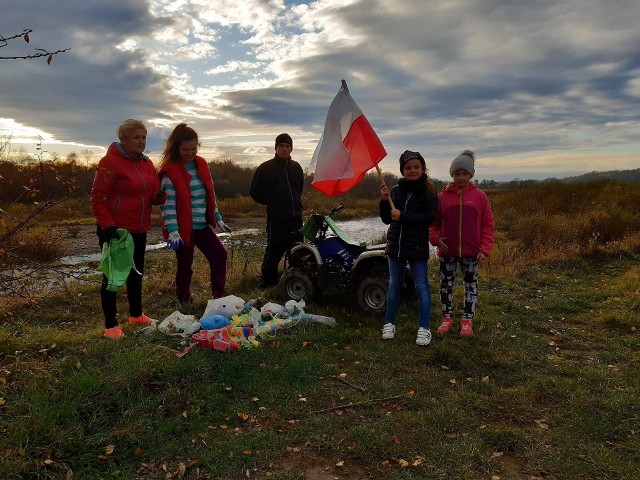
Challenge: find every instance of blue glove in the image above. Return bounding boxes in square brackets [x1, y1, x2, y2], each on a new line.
[167, 231, 184, 250]
[217, 220, 232, 233]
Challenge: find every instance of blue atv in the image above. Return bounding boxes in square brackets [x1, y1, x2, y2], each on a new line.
[278, 205, 389, 313]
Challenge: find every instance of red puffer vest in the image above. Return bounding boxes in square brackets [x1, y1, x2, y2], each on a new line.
[159, 156, 217, 247]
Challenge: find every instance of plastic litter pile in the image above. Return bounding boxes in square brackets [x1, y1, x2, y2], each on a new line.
[146, 295, 336, 353]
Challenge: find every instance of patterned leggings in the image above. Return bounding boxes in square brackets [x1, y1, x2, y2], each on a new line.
[439, 257, 479, 321]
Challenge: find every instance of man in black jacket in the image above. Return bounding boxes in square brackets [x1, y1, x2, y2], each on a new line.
[249, 133, 304, 287]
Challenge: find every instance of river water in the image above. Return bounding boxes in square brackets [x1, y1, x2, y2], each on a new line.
[57, 216, 389, 267]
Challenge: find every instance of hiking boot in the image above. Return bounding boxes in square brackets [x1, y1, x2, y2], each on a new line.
[381, 323, 396, 340]
[104, 325, 124, 339]
[416, 327, 432, 346]
[437, 317, 454, 333]
[460, 319, 473, 336]
[129, 314, 154, 326]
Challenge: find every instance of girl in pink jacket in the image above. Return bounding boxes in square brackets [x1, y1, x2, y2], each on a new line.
[429, 150, 494, 336]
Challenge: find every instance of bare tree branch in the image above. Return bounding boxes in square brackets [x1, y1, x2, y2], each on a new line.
[0, 28, 70, 62]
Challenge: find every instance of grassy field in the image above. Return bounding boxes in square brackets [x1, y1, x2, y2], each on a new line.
[1, 181, 640, 479]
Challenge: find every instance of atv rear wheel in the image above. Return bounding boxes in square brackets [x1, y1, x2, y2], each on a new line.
[279, 268, 315, 302]
[356, 276, 387, 313]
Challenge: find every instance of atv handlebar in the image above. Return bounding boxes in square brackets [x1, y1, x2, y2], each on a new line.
[328, 205, 344, 217]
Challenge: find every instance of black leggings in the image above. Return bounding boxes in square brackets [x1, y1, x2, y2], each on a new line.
[97, 226, 147, 328]
[439, 256, 479, 321]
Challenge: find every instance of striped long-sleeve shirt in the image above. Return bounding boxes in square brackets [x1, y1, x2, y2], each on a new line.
[160, 161, 222, 232]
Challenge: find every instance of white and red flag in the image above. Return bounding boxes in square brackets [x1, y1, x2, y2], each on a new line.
[309, 80, 387, 197]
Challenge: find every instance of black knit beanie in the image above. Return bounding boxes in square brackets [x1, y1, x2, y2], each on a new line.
[275, 133, 293, 149]
[399, 150, 426, 174]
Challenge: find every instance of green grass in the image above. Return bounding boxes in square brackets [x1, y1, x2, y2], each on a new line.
[1, 248, 639, 479]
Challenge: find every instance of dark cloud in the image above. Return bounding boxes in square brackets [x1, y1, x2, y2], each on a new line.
[2, 0, 639, 179]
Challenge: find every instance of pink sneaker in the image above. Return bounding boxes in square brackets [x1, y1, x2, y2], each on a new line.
[460, 319, 473, 336]
[104, 325, 125, 339]
[129, 314, 154, 326]
[437, 318, 454, 333]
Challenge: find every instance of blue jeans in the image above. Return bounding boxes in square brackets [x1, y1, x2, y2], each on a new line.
[385, 256, 432, 328]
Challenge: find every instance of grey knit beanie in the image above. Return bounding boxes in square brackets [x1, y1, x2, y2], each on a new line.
[449, 149, 475, 177]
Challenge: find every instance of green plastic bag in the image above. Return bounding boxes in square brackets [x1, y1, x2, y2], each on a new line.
[100, 228, 136, 292]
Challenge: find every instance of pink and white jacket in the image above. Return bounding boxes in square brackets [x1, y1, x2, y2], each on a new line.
[429, 182, 495, 258]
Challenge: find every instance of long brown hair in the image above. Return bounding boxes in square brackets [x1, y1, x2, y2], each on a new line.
[159, 123, 199, 168]
[424, 170, 437, 198]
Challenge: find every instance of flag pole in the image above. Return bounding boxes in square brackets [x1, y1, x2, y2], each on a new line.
[375, 164, 395, 210]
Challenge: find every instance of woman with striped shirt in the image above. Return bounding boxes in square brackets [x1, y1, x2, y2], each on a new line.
[159, 124, 230, 303]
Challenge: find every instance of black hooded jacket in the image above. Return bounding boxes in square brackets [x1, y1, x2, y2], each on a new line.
[250, 155, 304, 220]
[379, 175, 438, 260]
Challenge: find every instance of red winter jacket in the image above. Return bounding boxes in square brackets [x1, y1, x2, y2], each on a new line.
[429, 182, 495, 258]
[91, 143, 162, 233]
[158, 156, 218, 247]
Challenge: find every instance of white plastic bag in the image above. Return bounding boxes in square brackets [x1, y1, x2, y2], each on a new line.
[158, 311, 200, 337]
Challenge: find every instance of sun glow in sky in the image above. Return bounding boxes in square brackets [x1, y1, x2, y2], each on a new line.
[2, 0, 639, 180]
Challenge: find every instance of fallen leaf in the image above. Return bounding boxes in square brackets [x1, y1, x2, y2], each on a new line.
[105, 445, 115, 455]
[251, 397, 259, 402]
[238, 412, 249, 420]
[182, 411, 188, 419]
[481, 376, 490, 384]
[449, 378, 457, 385]
[243, 450, 253, 455]
[302, 341, 309, 347]
[412, 458, 423, 466]
[177, 462, 186, 478]
[392, 434, 403, 444]
[338, 372, 347, 378]
[335, 460, 344, 467]
[66, 469, 73, 479]
[134, 448, 143, 457]
[445, 431, 457, 439]
[43, 459, 54, 465]
[491, 451, 504, 458]
[298, 397, 307, 402]
[398, 459, 409, 467]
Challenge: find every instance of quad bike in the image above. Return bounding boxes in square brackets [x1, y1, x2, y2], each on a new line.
[278, 205, 390, 313]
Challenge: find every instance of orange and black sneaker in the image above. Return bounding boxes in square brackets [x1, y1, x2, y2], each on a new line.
[104, 325, 125, 339]
[128, 314, 155, 326]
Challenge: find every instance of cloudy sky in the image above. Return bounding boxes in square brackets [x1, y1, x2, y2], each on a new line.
[2, 0, 639, 181]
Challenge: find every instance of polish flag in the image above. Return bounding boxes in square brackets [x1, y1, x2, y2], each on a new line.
[309, 80, 387, 197]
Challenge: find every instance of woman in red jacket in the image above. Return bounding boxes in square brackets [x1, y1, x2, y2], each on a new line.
[429, 150, 495, 336]
[91, 119, 166, 339]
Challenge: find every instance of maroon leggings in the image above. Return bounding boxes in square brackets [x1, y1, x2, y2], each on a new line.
[175, 227, 227, 302]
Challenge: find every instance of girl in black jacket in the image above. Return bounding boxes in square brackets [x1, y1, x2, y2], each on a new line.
[379, 150, 438, 346]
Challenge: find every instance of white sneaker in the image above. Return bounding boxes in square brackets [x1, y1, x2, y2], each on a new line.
[381, 323, 396, 340]
[416, 327, 432, 346]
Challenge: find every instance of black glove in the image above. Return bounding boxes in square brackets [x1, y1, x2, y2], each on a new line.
[155, 188, 167, 204]
[103, 225, 120, 242]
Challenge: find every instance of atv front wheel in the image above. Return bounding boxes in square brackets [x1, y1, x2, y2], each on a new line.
[279, 268, 315, 301]
[356, 276, 387, 313]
